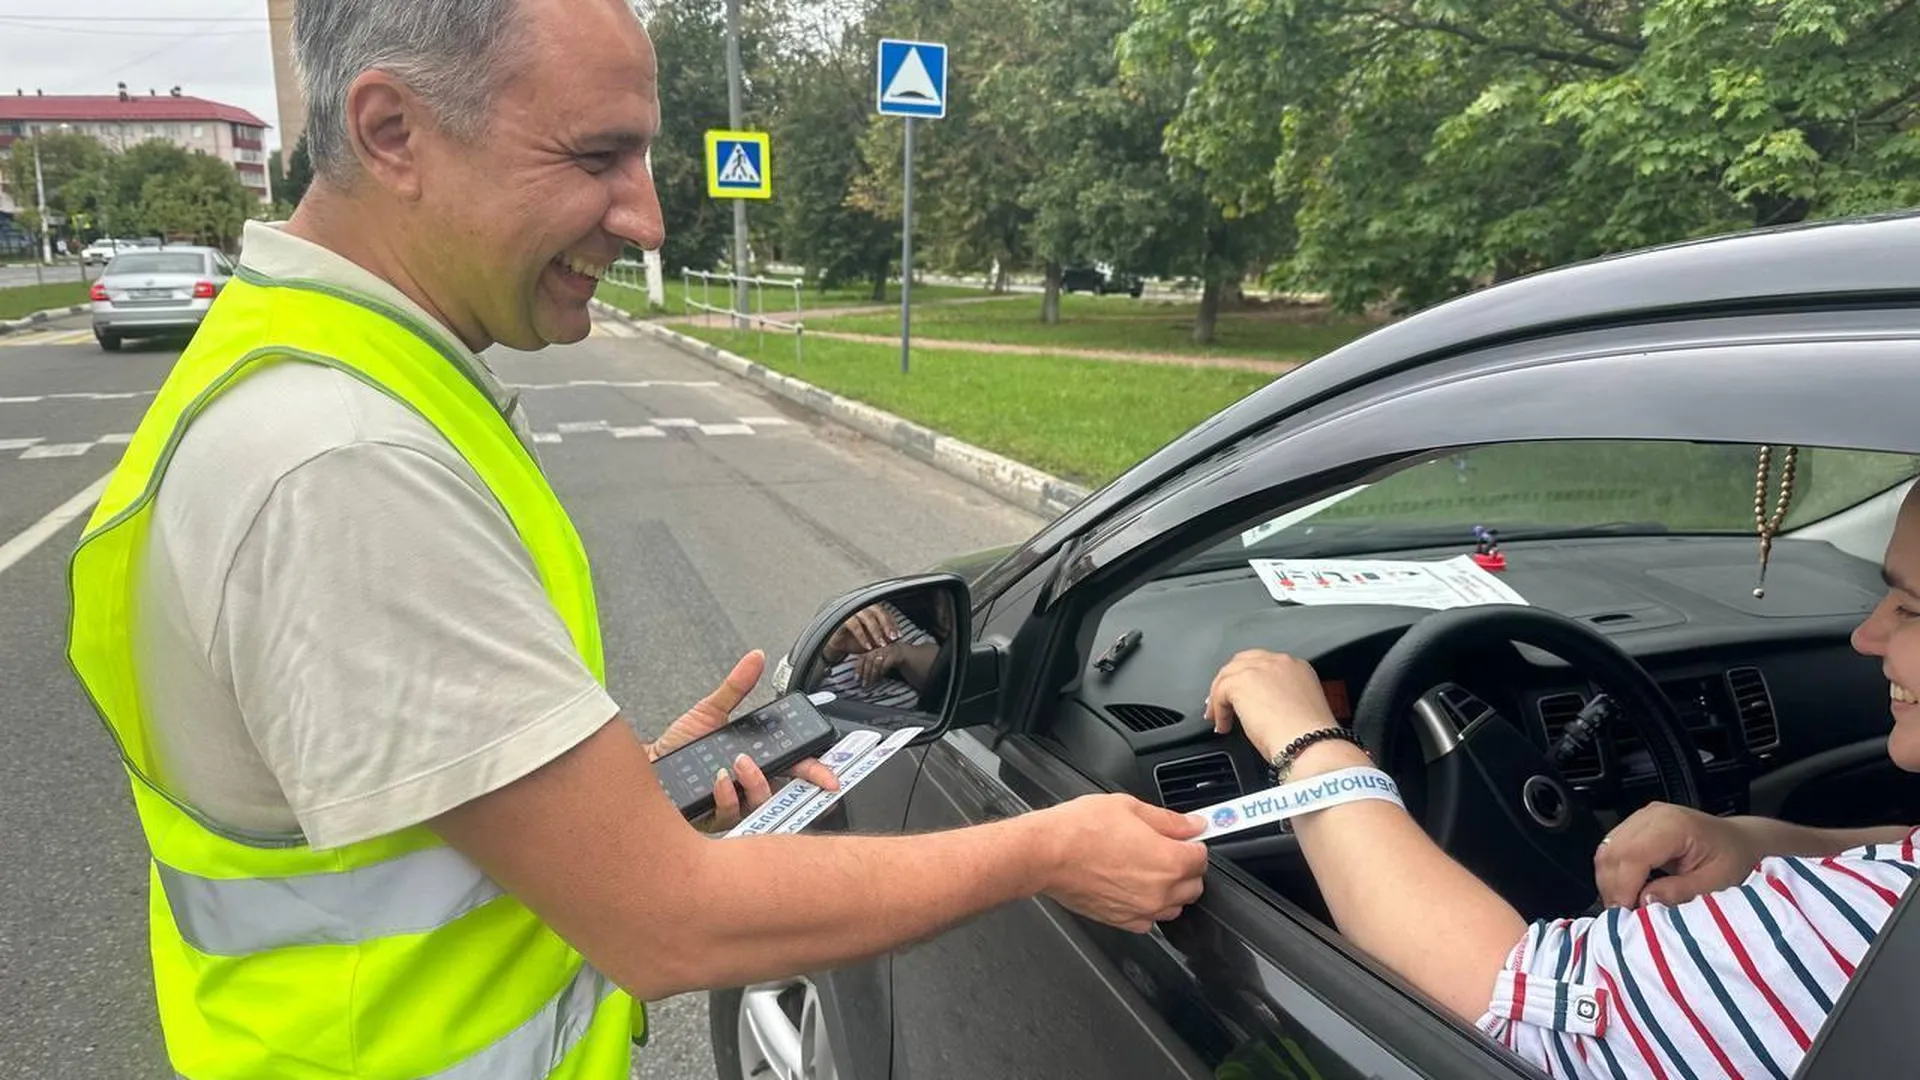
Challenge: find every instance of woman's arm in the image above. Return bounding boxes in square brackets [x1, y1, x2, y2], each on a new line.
[1207, 651, 1525, 1021]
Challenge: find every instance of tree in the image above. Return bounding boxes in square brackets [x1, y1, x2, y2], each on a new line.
[766, 17, 899, 299]
[1127, 0, 1920, 313]
[643, 0, 778, 274]
[136, 150, 255, 249]
[4, 131, 111, 238]
[272, 132, 314, 209]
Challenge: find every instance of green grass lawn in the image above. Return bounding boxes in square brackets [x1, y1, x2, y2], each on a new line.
[803, 293, 1379, 361]
[679, 325, 1275, 486]
[0, 281, 90, 321]
[597, 277, 990, 319]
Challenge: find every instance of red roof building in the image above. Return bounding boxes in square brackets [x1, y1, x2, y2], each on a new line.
[0, 90, 273, 211]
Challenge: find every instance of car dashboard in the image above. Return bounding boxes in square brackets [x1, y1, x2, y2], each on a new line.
[1043, 535, 1904, 845]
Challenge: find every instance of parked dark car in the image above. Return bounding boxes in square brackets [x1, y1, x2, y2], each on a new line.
[714, 212, 1920, 1080]
[1060, 264, 1145, 298]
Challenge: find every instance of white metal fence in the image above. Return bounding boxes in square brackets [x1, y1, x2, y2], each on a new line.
[680, 267, 804, 365]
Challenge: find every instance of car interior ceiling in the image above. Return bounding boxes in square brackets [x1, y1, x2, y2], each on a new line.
[1031, 444, 1920, 927]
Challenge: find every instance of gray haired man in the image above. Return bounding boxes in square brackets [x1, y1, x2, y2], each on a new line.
[83, 1, 1210, 1076]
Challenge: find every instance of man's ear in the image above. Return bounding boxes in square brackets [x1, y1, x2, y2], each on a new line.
[342, 71, 427, 200]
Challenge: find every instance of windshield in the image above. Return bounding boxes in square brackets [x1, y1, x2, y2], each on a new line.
[109, 253, 204, 275]
[1193, 441, 1920, 565]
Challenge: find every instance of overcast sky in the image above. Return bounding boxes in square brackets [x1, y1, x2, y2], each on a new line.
[1, 2, 286, 150]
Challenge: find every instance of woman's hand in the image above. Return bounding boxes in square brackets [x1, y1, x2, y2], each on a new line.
[1202, 650, 1341, 762]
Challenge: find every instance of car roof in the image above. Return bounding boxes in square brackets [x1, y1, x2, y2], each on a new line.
[1097, 213, 1920, 515]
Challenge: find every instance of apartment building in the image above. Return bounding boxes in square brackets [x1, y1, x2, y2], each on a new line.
[0, 87, 273, 213]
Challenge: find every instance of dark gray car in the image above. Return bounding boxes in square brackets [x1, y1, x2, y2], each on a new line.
[90, 246, 234, 351]
[715, 211, 1920, 1080]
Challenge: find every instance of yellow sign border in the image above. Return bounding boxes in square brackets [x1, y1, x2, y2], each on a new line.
[705, 130, 772, 200]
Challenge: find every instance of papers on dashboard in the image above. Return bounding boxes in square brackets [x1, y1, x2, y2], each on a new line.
[1249, 555, 1528, 610]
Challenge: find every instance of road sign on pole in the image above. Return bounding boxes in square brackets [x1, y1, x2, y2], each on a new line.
[876, 39, 948, 119]
[704, 131, 772, 200]
[877, 39, 948, 374]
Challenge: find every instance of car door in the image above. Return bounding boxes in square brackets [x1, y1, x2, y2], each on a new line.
[887, 722, 1526, 1080]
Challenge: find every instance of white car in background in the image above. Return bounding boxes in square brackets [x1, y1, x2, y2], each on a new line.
[90, 246, 235, 351]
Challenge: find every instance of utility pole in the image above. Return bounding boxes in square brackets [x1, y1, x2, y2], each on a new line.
[33, 138, 52, 266]
[724, 0, 750, 326]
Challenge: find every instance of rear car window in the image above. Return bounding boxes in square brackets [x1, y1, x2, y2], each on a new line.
[109, 253, 205, 275]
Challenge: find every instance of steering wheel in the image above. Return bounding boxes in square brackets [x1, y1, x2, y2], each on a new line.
[1351, 605, 1707, 920]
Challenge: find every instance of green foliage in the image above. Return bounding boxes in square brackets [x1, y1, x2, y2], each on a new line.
[1128, 0, 1920, 312]
[643, 0, 779, 273]
[5, 131, 111, 236]
[7, 133, 256, 248]
[765, 12, 898, 296]
[136, 150, 255, 249]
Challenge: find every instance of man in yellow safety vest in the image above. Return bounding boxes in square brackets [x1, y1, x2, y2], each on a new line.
[67, 0, 1210, 1076]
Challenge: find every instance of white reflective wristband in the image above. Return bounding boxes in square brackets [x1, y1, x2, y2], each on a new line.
[1190, 766, 1404, 841]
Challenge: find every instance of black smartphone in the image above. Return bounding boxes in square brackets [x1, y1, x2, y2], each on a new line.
[653, 692, 838, 819]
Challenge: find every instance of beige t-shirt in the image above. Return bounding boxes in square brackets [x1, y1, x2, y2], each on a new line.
[131, 221, 619, 850]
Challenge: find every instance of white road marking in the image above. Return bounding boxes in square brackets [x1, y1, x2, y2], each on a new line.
[0, 391, 154, 404]
[532, 432, 563, 444]
[96, 433, 134, 445]
[0, 437, 44, 451]
[653, 418, 698, 428]
[698, 423, 754, 436]
[21, 443, 92, 459]
[0, 471, 111, 578]
[611, 425, 664, 438]
[0, 329, 92, 348]
[737, 416, 792, 426]
[556, 420, 608, 433]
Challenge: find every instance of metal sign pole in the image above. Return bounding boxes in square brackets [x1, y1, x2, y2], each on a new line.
[900, 117, 914, 375]
[725, 0, 750, 327]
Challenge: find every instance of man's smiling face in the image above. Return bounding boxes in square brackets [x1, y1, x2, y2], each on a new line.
[412, 0, 664, 352]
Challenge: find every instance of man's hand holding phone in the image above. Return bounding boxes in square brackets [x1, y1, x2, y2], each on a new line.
[645, 650, 840, 829]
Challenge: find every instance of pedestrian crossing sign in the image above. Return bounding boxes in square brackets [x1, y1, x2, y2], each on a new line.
[705, 130, 771, 200]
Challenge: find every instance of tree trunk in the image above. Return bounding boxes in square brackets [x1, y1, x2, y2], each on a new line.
[1042, 260, 1062, 325]
[993, 260, 1009, 294]
[1194, 277, 1222, 345]
[869, 264, 887, 302]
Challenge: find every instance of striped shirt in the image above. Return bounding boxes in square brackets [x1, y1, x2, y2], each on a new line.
[1477, 829, 1920, 1079]
[816, 602, 935, 709]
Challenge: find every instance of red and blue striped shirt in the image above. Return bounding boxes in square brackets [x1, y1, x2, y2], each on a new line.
[1477, 829, 1920, 1079]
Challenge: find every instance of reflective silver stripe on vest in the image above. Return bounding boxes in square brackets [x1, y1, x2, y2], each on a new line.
[171, 965, 617, 1079]
[156, 845, 504, 956]
[432, 963, 617, 1079]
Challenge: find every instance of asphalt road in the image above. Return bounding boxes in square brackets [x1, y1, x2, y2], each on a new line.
[0, 263, 88, 290]
[0, 313, 1043, 1079]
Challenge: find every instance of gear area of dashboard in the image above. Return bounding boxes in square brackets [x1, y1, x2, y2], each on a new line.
[1038, 534, 1896, 889]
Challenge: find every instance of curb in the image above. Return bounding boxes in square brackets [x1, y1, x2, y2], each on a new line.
[0, 304, 88, 336]
[590, 299, 1090, 519]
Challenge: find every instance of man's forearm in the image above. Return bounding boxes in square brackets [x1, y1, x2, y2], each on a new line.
[625, 815, 1056, 1000]
[1738, 816, 1913, 858]
[1287, 743, 1526, 1022]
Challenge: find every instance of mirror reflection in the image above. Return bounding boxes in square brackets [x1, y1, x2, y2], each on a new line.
[803, 587, 957, 715]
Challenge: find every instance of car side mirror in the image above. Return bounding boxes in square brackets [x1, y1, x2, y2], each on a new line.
[775, 573, 981, 744]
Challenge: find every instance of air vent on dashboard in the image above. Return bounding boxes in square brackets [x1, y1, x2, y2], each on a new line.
[1727, 667, 1780, 754]
[1154, 753, 1240, 813]
[1108, 703, 1185, 733]
[1538, 693, 1603, 782]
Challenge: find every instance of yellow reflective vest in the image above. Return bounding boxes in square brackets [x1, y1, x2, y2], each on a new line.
[67, 269, 642, 1078]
